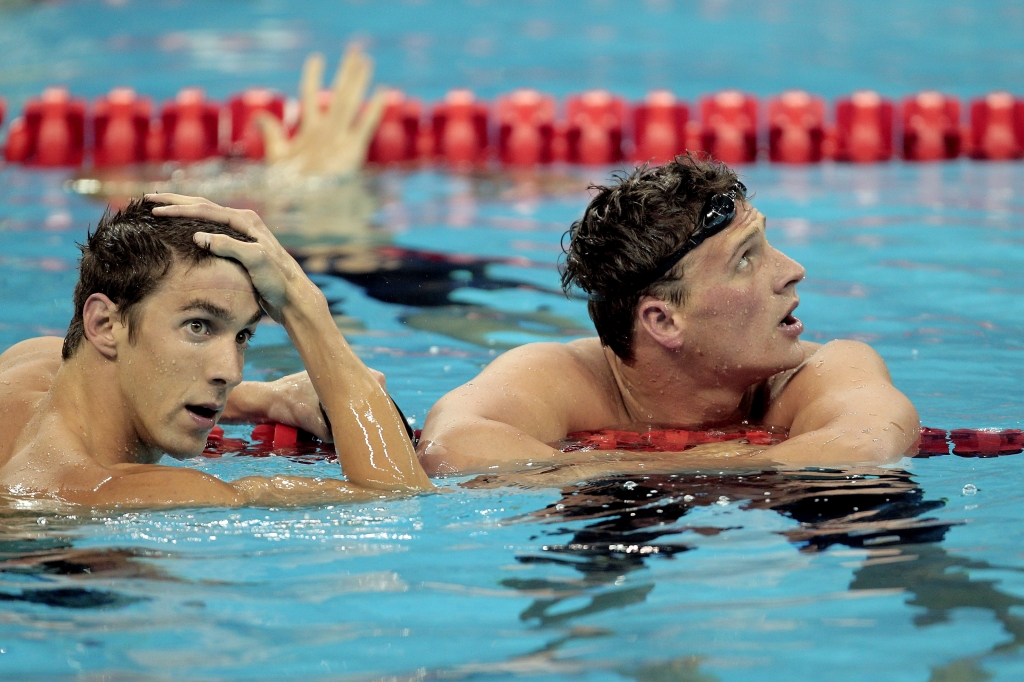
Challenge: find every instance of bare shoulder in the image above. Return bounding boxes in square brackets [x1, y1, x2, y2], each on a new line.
[424, 338, 620, 434]
[480, 338, 606, 379]
[766, 339, 898, 426]
[0, 336, 64, 374]
[0, 338, 64, 461]
[797, 340, 890, 379]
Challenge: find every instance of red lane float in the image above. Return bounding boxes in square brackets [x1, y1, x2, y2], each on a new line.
[834, 90, 894, 163]
[495, 89, 556, 167]
[698, 90, 758, 164]
[566, 90, 626, 165]
[203, 424, 1023, 460]
[556, 426, 1023, 458]
[969, 91, 1024, 160]
[4, 87, 86, 166]
[632, 90, 689, 165]
[431, 89, 489, 166]
[3, 118, 31, 164]
[227, 88, 285, 160]
[158, 88, 220, 163]
[902, 91, 962, 161]
[0, 97, 5, 130]
[560, 427, 786, 453]
[6, 84, 1024, 169]
[768, 90, 826, 164]
[93, 88, 153, 167]
[368, 90, 422, 164]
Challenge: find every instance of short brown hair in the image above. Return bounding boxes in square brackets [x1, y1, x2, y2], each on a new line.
[62, 198, 256, 359]
[561, 155, 744, 361]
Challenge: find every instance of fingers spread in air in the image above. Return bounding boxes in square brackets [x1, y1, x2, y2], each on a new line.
[327, 45, 372, 131]
[298, 53, 326, 136]
[353, 87, 390, 152]
[255, 112, 289, 163]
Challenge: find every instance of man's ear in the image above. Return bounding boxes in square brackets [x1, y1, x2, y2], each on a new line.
[636, 296, 685, 350]
[81, 293, 124, 360]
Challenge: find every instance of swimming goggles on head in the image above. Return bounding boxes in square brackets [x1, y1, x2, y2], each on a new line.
[637, 181, 747, 289]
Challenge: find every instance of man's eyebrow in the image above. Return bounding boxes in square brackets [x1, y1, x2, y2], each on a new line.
[181, 299, 262, 327]
[729, 223, 763, 260]
[245, 309, 263, 327]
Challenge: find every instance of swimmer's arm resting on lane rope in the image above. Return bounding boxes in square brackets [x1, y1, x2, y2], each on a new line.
[755, 340, 920, 467]
[418, 342, 610, 476]
[149, 195, 432, 494]
[221, 368, 389, 443]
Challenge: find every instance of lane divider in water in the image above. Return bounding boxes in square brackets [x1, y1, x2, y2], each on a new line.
[3, 86, 1024, 169]
[203, 424, 1024, 460]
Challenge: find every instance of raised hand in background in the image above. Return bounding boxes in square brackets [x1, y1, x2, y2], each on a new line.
[258, 44, 388, 176]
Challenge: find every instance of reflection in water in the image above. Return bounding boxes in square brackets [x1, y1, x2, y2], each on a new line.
[504, 469, 1021, 680]
[0, 514, 161, 610]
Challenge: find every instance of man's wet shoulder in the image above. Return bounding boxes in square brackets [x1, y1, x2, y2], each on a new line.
[0, 337, 62, 396]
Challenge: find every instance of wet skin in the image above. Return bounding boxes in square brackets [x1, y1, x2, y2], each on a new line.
[0, 196, 431, 508]
[419, 202, 920, 479]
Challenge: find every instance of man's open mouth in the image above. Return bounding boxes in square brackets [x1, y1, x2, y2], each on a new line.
[779, 301, 802, 334]
[186, 404, 218, 421]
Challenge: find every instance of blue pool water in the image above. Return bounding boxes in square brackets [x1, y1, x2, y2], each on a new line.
[3, 2, 1024, 681]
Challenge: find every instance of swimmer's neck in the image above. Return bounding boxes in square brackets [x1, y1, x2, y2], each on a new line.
[605, 336, 758, 428]
[48, 346, 156, 467]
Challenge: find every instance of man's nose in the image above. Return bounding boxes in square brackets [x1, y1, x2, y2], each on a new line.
[773, 248, 806, 293]
[209, 340, 245, 388]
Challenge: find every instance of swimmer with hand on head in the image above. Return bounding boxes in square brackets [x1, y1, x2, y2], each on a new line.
[0, 196, 431, 508]
[419, 156, 921, 485]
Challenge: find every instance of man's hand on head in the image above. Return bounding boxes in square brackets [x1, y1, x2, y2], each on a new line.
[147, 195, 320, 322]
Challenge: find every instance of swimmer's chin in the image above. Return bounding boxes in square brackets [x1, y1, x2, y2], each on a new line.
[152, 433, 212, 461]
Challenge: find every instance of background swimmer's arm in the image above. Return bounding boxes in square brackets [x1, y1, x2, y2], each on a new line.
[82, 465, 388, 508]
[149, 196, 431, 493]
[418, 343, 601, 476]
[223, 369, 388, 442]
[763, 340, 920, 465]
[221, 371, 332, 441]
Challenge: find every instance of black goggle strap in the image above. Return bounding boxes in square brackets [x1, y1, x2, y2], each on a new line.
[585, 182, 745, 301]
[630, 185, 743, 291]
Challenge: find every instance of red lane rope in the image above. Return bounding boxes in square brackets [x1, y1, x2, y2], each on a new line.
[203, 424, 1024, 460]
[4, 87, 1024, 169]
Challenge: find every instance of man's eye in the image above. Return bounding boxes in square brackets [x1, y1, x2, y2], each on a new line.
[737, 253, 751, 269]
[188, 320, 209, 335]
[236, 330, 255, 345]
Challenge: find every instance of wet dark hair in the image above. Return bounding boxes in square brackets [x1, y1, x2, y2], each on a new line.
[561, 154, 745, 361]
[62, 197, 256, 360]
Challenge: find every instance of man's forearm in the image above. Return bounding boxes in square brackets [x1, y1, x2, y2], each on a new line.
[766, 420, 915, 466]
[220, 381, 270, 423]
[419, 416, 572, 476]
[279, 287, 430, 491]
[230, 475, 385, 505]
